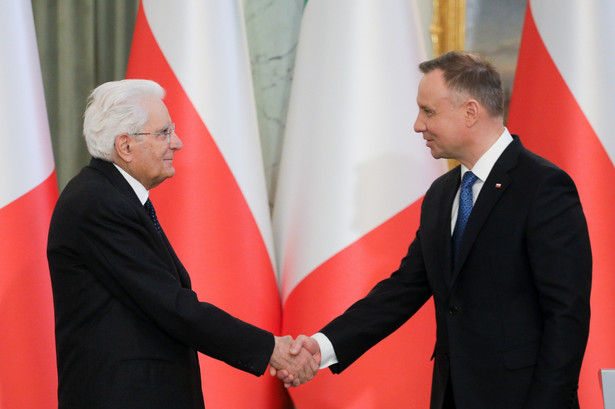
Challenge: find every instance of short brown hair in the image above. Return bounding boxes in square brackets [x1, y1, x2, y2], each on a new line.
[419, 51, 504, 117]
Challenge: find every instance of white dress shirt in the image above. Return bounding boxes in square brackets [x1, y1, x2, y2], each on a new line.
[114, 163, 150, 205]
[450, 128, 513, 233]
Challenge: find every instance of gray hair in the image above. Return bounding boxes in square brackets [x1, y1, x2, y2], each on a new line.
[83, 79, 166, 160]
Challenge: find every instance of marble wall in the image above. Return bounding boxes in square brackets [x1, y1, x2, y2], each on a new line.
[465, 0, 526, 115]
[243, 0, 304, 207]
[242, 0, 433, 208]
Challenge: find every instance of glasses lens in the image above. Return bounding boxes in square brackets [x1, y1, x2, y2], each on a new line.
[167, 124, 175, 143]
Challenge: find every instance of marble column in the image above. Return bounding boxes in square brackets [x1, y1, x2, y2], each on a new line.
[243, 0, 304, 209]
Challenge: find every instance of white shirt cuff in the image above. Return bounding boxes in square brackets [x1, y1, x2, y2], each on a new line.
[312, 332, 338, 369]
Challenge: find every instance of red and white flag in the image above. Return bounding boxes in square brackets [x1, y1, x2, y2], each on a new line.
[273, 1, 446, 408]
[508, 1, 615, 407]
[0, 0, 58, 407]
[127, 2, 287, 408]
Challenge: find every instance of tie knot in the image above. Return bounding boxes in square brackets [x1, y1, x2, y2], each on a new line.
[144, 198, 154, 213]
[461, 171, 478, 189]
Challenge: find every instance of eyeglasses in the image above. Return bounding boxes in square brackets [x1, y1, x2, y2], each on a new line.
[131, 123, 175, 143]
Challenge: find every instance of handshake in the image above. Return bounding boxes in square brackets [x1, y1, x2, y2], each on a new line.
[269, 335, 321, 387]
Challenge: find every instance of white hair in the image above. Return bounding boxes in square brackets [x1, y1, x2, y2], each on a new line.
[83, 79, 166, 160]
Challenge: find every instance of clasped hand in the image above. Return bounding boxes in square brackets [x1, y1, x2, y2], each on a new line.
[269, 335, 321, 387]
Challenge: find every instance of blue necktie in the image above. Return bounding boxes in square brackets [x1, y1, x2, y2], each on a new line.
[452, 171, 478, 261]
[144, 198, 162, 233]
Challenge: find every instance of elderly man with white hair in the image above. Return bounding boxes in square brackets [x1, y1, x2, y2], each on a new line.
[47, 79, 318, 409]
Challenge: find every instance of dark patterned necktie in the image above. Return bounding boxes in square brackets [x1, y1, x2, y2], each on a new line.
[144, 198, 162, 233]
[452, 171, 478, 261]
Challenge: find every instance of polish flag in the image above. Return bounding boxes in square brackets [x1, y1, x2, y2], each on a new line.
[508, 1, 615, 407]
[273, 1, 446, 408]
[126, 2, 287, 408]
[0, 0, 59, 407]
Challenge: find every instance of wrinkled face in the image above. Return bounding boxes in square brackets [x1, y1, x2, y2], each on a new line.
[129, 98, 182, 190]
[414, 69, 468, 160]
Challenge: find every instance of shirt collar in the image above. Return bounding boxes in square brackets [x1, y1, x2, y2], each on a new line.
[460, 128, 513, 182]
[113, 163, 149, 205]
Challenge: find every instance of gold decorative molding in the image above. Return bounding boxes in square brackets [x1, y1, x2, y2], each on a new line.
[431, 0, 466, 169]
[431, 0, 466, 56]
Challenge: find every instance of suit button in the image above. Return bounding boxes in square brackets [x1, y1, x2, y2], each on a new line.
[448, 306, 459, 315]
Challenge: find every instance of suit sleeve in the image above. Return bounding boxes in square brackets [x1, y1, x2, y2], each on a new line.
[77, 192, 274, 376]
[321, 229, 433, 373]
[523, 169, 591, 408]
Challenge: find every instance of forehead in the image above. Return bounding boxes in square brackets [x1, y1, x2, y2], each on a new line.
[417, 71, 462, 114]
[417, 70, 450, 102]
[142, 98, 171, 129]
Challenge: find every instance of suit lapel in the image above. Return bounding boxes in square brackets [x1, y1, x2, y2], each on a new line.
[89, 158, 191, 288]
[422, 167, 460, 293]
[159, 230, 192, 289]
[439, 169, 460, 288]
[450, 137, 523, 284]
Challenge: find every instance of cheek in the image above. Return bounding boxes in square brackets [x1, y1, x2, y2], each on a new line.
[435, 116, 459, 135]
[425, 119, 443, 135]
[152, 146, 168, 161]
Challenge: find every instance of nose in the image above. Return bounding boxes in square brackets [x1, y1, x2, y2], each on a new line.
[169, 131, 183, 150]
[414, 114, 425, 133]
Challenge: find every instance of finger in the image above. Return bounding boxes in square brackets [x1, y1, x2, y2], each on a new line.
[278, 371, 293, 383]
[314, 352, 322, 367]
[309, 356, 319, 373]
[303, 337, 320, 356]
[290, 334, 307, 355]
[307, 362, 317, 380]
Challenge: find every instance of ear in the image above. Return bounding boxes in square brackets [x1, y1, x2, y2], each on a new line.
[464, 99, 480, 127]
[115, 133, 133, 163]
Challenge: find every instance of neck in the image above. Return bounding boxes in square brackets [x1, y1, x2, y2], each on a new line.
[459, 120, 504, 169]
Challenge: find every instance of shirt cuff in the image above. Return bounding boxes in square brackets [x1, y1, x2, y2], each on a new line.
[312, 332, 338, 369]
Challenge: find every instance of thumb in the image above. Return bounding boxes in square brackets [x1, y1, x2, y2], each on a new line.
[290, 334, 308, 355]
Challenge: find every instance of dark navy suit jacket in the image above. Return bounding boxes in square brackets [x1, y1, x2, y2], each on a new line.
[321, 136, 591, 409]
[48, 158, 274, 409]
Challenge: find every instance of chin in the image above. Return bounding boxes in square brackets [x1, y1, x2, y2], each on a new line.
[164, 166, 176, 177]
[429, 149, 441, 159]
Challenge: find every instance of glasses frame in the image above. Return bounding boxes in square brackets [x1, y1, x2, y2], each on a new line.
[131, 123, 175, 143]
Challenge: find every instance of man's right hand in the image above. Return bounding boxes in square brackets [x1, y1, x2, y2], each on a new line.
[269, 335, 320, 387]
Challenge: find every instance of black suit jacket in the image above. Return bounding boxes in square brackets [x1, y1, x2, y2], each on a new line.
[48, 158, 274, 409]
[321, 136, 591, 409]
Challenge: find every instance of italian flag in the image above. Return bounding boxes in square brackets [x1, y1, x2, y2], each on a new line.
[0, 0, 58, 407]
